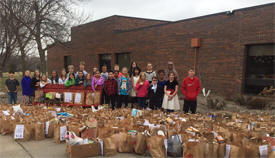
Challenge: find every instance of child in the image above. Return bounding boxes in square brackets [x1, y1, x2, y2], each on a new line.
[101, 65, 108, 81]
[31, 69, 40, 91]
[148, 76, 163, 110]
[59, 68, 67, 84]
[130, 68, 140, 108]
[76, 61, 87, 77]
[181, 68, 201, 114]
[84, 73, 92, 87]
[129, 61, 141, 77]
[92, 67, 98, 76]
[5, 71, 19, 104]
[49, 70, 60, 84]
[157, 70, 167, 90]
[117, 67, 131, 108]
[40, 74, 50, 88]
[21, 70, 33, 105]
[65, 73, 76, 87]
[104, 70, 118, 110]
[66, 65, 75, 78]
[114, 64, 122, 77]
[135, 72, 150, 109]
[75, 71, 85, 86]
[114, 70, 120, 107]
[91, 70, 104, 92]
[145, 62, 156, 83]
[162, 72, 180, 113]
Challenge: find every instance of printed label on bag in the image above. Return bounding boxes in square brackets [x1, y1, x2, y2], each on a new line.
[224, 144, 231, 158]
[45, 121, 49, 135]
[14, 125, 24, 139]
[259, 145, 268, 157]
[60, 126, 67, 141]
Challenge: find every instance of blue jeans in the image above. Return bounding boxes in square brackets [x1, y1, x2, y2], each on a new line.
[138, 97, 146, 109]
[8, 92, 17, 104]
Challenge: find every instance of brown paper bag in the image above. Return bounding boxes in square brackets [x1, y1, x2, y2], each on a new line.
[34, 90, 44, 102]
[85, 93, 93, 105]
[14, 123, 32, 141]
[46, 119, 55, 138]
[117, 132, 134, 153]
[183, 141, 204, 158]
[73, 92, 84, 105]
[54, 124, 67, 144]
[146, 136, 166, 158]
[103, 134, 118, 156]
[133, 133, 147, 155]
[34, 122, 45, 141]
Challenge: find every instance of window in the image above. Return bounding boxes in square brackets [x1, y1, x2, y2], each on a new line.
[244, 44, 275, 94]
[64, 56, 72, 72]
[99, 54, 112, 71]
[116, 53, 131, 70]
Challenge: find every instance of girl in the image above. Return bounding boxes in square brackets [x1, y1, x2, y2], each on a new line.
[66, 65, 75, 78]
[65, 73, 76, 87]
[84, 73, 92, 87]
[92, 67, 98, 76]
[31, 69, 41, 91]
[40, 74, 50, 88]
[117, 67, 131, 108]
[91, 70, 104, 92]
[162, 72, 180, 113]
[129, 61, 141, 77]
[135, 72, 150, 109]
[49, 70, 60, 84]
[59, 68, 67, 84]
[130, 68, 140, 108]
[145, 62, 156, 83]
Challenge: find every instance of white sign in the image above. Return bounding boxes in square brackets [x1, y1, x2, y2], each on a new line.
[45, 121, 50, 135]
[98, 139, 104, 156]
[64, 92, 72, 103]
[60, 126, 67, 141]
[259, 145, 268, 157]
[74, 93, 82, 103]
[14, 125, 24, 139]
[56, 93, 61, 99]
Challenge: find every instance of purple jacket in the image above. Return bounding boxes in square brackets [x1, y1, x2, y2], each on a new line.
[21, 76, 33, 96]
[91, 76, 104, 91]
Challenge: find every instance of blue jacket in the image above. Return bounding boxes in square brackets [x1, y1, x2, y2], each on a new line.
[21, 76, 33, 96]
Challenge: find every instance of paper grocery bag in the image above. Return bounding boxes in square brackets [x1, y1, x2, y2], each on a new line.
[117, 132, 134, 153]
[34, 90, 44, 102]
[34, 122, 45, 141]
[85, 93, 93, 105]
[14, 123, 32, 141]
[46, 119, 55, 138]
[146, 136, 166, 158]
[183, 140, 204, 158]
[54, 124, 67, 144]
[93, 92, 101, 105]
[133, 133, 147, 155]
[103, 134, 118, 156]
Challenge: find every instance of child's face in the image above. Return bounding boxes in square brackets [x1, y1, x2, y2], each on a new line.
[79, 72, 84, 78]
[95, 71, 101, 78]
[25, 71, 30, 77]
[52, 71, 57, 78]
[62, 70, 66, 76]
[141, 74, 146, 80]
[9, 73, 15, 78]
[70, 74, 74, 79]
[159, 72, 165, 80]
[132, 62, 136, 68]
[69, 67, 74, 73]
[86, 74, 91, 80]
[152, 78, 158, 85]
[147, 64, 152, 70]
[188, 70, 195, 77]
[134, 69, 139, 75]
[35, 70, 40, 77]
[108, 72, 114, 79]
[42, 75, 47, 81]
[114, 66, 119, 71]
[93, 67, 97, 72]
[102, 66, 107, 72]
[122, 68, 127, 75]
[114, 72, 118, 78]
[79, 64, 85, 71]
[169, 74, 175, 81]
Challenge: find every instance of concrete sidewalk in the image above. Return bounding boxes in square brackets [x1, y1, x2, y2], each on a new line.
[0, 135, 147, 158]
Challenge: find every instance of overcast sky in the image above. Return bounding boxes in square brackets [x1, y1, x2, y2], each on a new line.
[76, 0, 275, 22]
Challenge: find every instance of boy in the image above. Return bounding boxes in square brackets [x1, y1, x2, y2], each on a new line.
[5, 71, 19, 104]
[148, 76, 163, 110]
[75, 71, 85, 86]
[104, 70, 118, 110]
[181, 68, 201, 114]
[21, 70, 33, 105]
[145, 62, 156, 83]
[76, 61, 87, 77]
[157, 70, 167, 90]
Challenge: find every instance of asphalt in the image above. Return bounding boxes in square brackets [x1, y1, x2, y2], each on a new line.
[0, 135, 149, 158]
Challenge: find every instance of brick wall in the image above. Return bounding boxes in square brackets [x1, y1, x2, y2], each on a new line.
[47, 3, 275, 96]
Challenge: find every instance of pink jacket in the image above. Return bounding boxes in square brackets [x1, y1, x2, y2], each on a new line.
[91, 76, 104, 91]
[135, 80, 150, 98]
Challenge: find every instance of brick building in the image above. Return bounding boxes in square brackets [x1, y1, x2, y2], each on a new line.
[47, 3, 275, 96]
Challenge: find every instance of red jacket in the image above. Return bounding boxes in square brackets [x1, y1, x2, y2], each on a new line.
[181, 76, 201, 101]
[135, 80, 150, 98]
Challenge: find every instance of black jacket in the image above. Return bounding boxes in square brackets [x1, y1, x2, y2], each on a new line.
[148, 84, 163, 107]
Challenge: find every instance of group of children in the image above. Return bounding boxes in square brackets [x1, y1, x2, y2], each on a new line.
[5, 61, 201, 113]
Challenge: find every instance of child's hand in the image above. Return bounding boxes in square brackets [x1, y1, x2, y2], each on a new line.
[140, 82, 144, 85]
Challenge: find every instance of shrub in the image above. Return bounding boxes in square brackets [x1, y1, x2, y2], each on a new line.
[206, 96, 226, 110]
[231, 95, 253, 106]
[246, 98, 269, 109]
